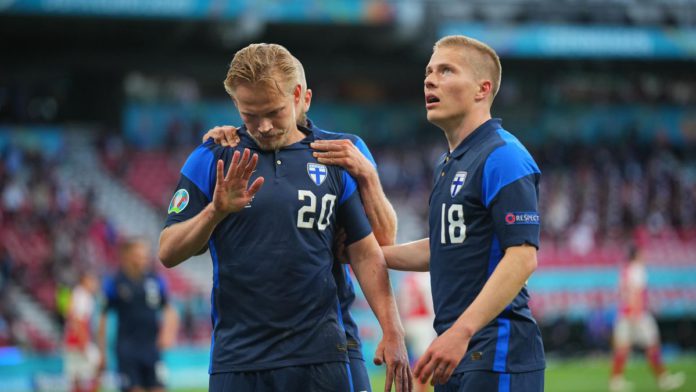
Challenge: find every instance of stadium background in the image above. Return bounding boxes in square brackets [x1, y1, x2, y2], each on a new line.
[0, 1, 695, 391]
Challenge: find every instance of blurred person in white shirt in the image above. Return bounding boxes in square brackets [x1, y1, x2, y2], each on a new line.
[610, 246, 685, 392]
[63, 272, 101, 392]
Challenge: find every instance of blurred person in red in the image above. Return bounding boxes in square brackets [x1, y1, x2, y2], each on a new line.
[98, 238, 178, 392]
[398, 272, 436, 392]
[610, 245, 685, 392]
[63, 271, 101, 392]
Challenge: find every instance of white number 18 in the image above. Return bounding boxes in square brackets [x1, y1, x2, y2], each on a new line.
[441, 203, 466, 244]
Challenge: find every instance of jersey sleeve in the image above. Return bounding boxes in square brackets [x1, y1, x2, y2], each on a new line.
[482, 143, 541, 250]
[337, 170, 372, 245]
[164, 142, 218, 228]
[353, 136, 377, 168]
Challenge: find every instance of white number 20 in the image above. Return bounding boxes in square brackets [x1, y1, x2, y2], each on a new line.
[440, 203, 466, 244]
[297, 190, 336, 231]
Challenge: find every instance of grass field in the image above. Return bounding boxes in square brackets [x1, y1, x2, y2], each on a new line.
[367, 356, 696, 392]
[159, 355, 696, 392]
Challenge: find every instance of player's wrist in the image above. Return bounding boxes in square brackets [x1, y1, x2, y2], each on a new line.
[206, 203, 229, 223]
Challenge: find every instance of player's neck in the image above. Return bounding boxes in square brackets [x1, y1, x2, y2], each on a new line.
[282, 126, 307, 148]
[442, 110, 492, 152]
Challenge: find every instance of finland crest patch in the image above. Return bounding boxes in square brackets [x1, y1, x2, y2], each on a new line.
[168, 189, 189, 214]
[307, 163, 328, 186]
[451, 171, 467, 197]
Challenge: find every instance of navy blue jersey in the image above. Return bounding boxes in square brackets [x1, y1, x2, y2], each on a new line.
[165, 125, 373, 373]
[103, 271, 168, 363]
[429, 119, 545, 374]
[309, 118, 376, 360]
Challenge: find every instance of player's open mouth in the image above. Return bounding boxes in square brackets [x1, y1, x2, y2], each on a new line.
[425, 94, 440, 109]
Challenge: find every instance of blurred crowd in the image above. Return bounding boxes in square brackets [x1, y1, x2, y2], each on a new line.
[1, 67, 695, 354]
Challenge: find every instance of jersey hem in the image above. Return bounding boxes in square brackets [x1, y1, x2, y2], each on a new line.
[454, 360, 546, 374]
[209, 353, 349, 374]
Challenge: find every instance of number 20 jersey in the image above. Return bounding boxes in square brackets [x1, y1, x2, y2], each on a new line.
[164, 126, 372, 373]
[429, 118, 545, 374]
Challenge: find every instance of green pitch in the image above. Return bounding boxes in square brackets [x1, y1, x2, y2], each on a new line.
[166, 356, 695, 392]
[367, 356, 696, 392]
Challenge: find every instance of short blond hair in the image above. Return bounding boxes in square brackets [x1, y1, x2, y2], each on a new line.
[223, 43, 299, 97]
[434, 35, 502, 99]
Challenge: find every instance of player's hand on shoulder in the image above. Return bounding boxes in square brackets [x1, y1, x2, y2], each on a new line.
[211, 149, 264, 216]
[374, 332, 413, 392]
[310, 139, 374, 181]
[202, 125, 240, 147]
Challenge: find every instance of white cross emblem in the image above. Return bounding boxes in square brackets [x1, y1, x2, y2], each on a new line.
[451, 171, 467, 197]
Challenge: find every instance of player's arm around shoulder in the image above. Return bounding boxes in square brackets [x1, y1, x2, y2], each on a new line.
[382, 238, 430, 272]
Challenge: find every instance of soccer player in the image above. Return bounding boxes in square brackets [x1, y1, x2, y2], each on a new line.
[98, 238, 178, 392]
[609, 246, 685, 392]
[201, 56, 399, 392]
[382, 35, 546, 391]
[159, 43, 409, 392]
[63, 272, 101, 392]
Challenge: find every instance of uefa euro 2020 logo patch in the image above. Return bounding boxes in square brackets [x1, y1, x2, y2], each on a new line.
[307, 163, 328, 186]
[451, 171, 467, 197]
[168, 189, 189, 214]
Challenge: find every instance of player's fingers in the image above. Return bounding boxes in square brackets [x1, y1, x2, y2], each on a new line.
[223, 126, 240, 147]
[412, 351, 430, 379]
[418, 359, 436, 385]
[216, 160, 224, 185]
[384, 364, 395, 392]
[235, 148, 251, 177]
[247, 177, 265, 196]
[393, 363, 405, 392]
[406, 365, 413, 392]
[311, 141, 338, 151]
[227, 150, 240, 180]
[374, 348, 384, 366]
[441, 362, 457, 385]
[242, 153, 258, 181]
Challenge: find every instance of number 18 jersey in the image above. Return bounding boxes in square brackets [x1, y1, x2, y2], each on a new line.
[165, 126, 372, 374]
[429, 118, 545, 374]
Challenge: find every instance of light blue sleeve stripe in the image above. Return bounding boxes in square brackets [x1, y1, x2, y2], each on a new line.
[482, 130, 540, 207]
[181, 144, 216, 201]
[340, 170, 359, 205]
[494, 318, 511, 372]
[353, 136, 377, 168]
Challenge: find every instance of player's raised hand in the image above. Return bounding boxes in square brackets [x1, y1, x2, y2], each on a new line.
[374, 334, 413, 392]
[311, 139, 374, 181]
[413, 327, 470, 386]
[212, 148, 264, 215]
[202, 125, 241, 147]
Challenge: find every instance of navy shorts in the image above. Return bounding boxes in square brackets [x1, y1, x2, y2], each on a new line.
[435, 370, 544, 392]
[348, 357, 372, 392]
[117, 355, 163, 392]
[209, 362, 352, 392]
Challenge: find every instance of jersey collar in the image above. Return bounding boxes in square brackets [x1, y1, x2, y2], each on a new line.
[236, 125, 315, 150]
[449, 118, 502, 159]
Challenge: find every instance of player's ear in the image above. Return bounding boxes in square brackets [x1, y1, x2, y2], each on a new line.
[305, 88, 313, 112]
[475, 80, 493, 102]
[293, 84, 302, 104]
